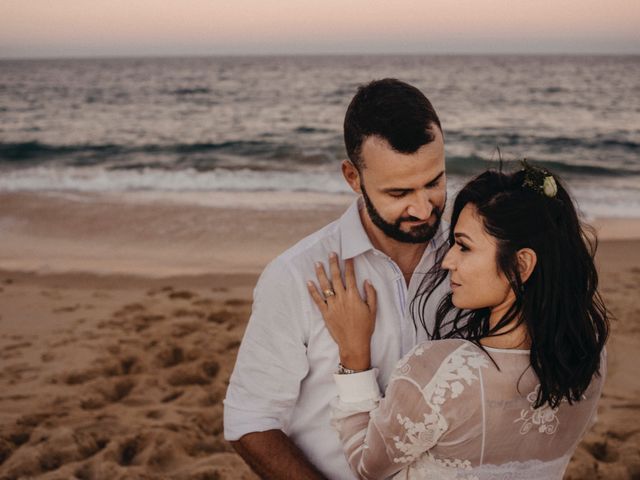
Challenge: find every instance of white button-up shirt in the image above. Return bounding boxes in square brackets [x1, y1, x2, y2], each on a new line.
[224, 200, 448, 480]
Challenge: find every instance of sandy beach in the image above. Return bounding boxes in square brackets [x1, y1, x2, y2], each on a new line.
[0, 191, 639, 480]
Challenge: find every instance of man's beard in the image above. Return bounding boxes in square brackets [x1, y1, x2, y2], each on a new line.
[361, 184, 443, 244]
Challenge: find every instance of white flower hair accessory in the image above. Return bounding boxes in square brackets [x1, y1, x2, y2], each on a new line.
[542, 175, 558, 197]
[522, 160, 557, 198]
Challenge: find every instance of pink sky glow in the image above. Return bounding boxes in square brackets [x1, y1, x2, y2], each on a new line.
[1, 0, 639, 58]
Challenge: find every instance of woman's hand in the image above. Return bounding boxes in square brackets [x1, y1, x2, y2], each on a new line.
[307, 253, 377, 371]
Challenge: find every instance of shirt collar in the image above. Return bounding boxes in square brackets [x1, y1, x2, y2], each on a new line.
[339, 198, 451, 261]
[339, 199, 375, 260]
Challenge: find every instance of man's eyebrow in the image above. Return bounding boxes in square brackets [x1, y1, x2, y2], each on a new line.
[382, 170, 445, 193]
[454, 232, 473, 242]
[382, 187, 412, 193]
[425, 171, 445, 186]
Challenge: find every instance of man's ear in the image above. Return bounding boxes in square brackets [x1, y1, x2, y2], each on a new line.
[342, 160, 362, 194]
[517, 248, 537, 283]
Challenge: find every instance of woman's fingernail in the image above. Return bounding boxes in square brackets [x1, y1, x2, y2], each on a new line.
[330, 252, 337, 258]
[315, 261, 321, 268]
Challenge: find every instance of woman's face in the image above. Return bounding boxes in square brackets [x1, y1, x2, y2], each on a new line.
[442, 204, 515, 314]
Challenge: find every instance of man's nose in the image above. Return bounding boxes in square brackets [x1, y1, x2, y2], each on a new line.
[406, 191, 433, 220]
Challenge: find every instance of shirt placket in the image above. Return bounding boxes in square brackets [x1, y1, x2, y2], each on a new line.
[382, 255, 416, 356]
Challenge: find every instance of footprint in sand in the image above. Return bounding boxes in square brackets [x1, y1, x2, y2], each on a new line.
[114, 434, 147, 467]
[2, 422, 111, 478]
[0, 426, 31, 466]
[584, 439, 620, 463]
[92, 291, 111, 299]
[169, 290, 196, 300]
[41, 351, 55, 362]
[94, 377, 136, 403]
[173, 308, 206, 319]
[225, 298, 251, 307]
[62, 369, 98, 386]
[113, 303, 147, 317]
[146, 285, 174, 296]
[52, 304, 81, 314]
[5, 363, 39, 383]
[206, 310, 234, 324]
[3, 341, 32, 352]
[164, 359, 219, 387]
[146, 409, 164, 419]
[166, 367, 210, 387]
[605, 428, 640, 442]
[192, 298, 216, 307]
[161, 390, 184, 403]
[40, 289, 63, 300]
[16, 411, 53, 428]
[155, 345, 185, 368]
[170, 321, 202, 338]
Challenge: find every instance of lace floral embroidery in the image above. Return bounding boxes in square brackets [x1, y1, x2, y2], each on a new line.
[514, 384, 560, 435]
[392, 344, 489, 464]
[410, 451, 478, 480]
[402, 455, 571, 480]
[395, 342, 433, 376]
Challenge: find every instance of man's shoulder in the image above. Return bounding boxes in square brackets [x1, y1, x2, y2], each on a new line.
[261, 216, 343, 282]
[281, 218, 342, 261]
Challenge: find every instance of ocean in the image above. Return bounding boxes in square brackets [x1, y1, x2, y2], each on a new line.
[1, 55, 639, 218]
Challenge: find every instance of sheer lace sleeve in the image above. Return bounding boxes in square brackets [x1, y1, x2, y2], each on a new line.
[330, 340, 489, 480]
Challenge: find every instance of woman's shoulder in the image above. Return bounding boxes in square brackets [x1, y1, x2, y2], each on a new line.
[392, 338, 491, 385]
[404, 338, 480, 359]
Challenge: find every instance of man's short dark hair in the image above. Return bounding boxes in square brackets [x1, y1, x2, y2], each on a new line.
[343, 78, 442, 170]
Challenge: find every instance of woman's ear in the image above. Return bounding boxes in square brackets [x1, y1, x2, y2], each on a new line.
[517, 248, 537, 283]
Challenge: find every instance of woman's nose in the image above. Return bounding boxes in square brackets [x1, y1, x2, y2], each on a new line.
[442, 247, 455, 270]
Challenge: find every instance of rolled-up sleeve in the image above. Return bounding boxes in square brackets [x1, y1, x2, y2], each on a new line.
[223, 259, 310, 440]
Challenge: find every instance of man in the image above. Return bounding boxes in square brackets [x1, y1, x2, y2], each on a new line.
[224, 78, 448, 479]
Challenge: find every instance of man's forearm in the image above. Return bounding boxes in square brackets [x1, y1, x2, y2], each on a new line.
[231, 429, 328, 480]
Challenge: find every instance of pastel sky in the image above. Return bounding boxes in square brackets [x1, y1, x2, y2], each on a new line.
[1, 0, 639, 58]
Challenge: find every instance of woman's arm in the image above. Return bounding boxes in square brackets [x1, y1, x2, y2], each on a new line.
[330, 369, 446, 479]
[307, 254, 451, 479]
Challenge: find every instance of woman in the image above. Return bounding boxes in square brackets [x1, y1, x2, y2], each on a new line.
[307, 164, 608, 479]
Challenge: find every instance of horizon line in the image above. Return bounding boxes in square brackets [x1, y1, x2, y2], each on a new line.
[2, 51, 639, 62]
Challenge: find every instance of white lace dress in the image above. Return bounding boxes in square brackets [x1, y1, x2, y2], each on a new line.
[330, 339, 605, 480]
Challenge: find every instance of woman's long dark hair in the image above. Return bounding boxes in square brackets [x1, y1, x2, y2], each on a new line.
[412, 167, 609, 409]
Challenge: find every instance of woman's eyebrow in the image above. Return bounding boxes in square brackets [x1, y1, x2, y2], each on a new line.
[454, 232, 473, 242]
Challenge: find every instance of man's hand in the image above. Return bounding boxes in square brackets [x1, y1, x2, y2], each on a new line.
[231, 430, 328, 480]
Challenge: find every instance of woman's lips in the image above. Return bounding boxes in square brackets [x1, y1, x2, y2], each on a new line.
[450, 281, 461, 290]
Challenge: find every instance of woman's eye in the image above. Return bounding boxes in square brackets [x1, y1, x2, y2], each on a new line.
[456, 242, 469, 252]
